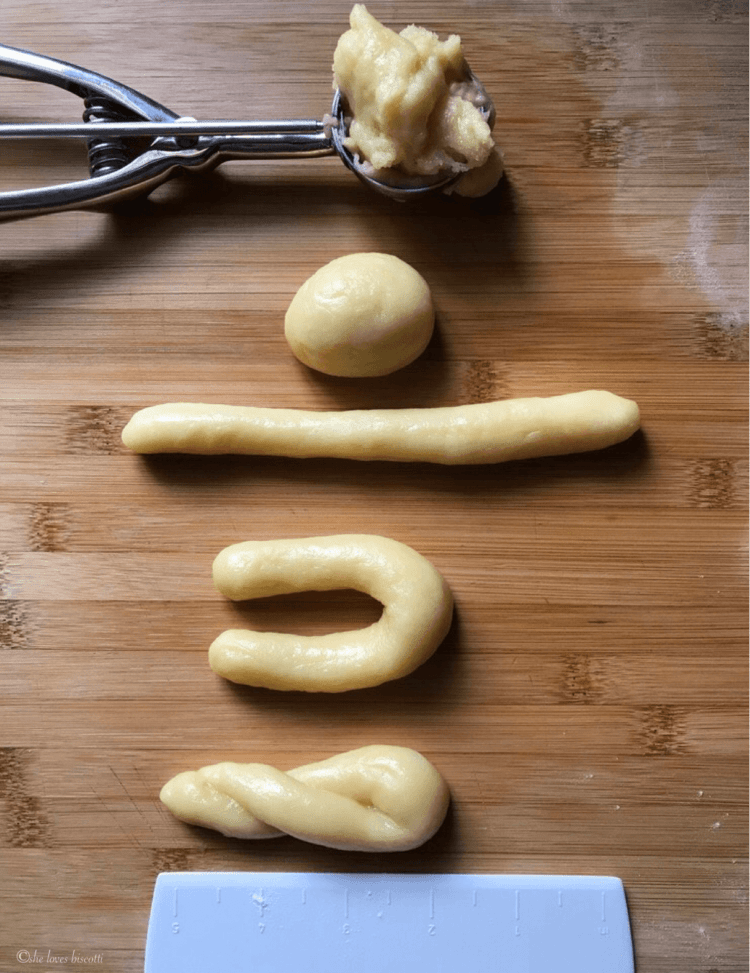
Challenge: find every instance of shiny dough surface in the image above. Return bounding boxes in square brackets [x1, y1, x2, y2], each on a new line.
[210, 534, 453, 692]
[160, 745, 450, 851]
[122, 390, 641, 464]
[284, 252, 434, 377]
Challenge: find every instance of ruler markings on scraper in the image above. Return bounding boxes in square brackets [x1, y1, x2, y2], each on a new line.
[144, 871, 635, 972]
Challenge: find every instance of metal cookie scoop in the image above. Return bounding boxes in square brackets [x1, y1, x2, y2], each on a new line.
[0, 43, 494, 219]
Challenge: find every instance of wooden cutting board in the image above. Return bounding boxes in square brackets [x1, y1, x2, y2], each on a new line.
[1, 1, 747, 970]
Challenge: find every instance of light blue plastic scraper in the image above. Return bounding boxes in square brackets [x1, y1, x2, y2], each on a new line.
[144, 871, 635, 972]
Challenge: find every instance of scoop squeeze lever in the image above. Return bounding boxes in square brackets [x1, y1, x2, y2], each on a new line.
[0, 43, 494, 218]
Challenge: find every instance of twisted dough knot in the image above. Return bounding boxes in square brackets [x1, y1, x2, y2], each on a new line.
[160, 745, 450, 852]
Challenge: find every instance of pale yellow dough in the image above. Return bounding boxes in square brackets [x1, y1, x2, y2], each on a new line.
[160, 745, 450, 851]
[284, 252, 434, 377]
[121, 390, 640, 464]
[333, 4, 501, 195]
[210, 534, 453, 692]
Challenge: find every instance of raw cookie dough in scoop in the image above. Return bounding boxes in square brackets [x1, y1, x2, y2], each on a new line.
[284, 252, 434, 377]
[333, 4, 502, 196]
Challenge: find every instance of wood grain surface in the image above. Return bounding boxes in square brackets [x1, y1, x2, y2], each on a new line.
[1, 1, 747, 970]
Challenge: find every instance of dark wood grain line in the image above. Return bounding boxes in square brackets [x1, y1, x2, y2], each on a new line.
[707, 0, 748, 23]
[150, 847, 195, 875]
[687, 458, 741, 509]
[0, 748, 52, 848]
[637, 705, 689, 757]
[580, 118, 635, 168]
[692, 312, 749, 361]
[28, 502, 72, 552]
[461, 359, 510, 404]
[571, 23, 625, 73]
[559, 653, 605, 704]
[64, 406, 130, 455]
[0, 598, 31, 650]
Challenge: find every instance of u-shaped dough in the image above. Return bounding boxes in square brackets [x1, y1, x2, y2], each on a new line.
[159, 745, 450, 851]
[210, 534, 453, 692]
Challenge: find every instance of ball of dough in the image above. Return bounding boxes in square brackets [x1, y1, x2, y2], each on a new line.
[284, 252, 434, 377]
